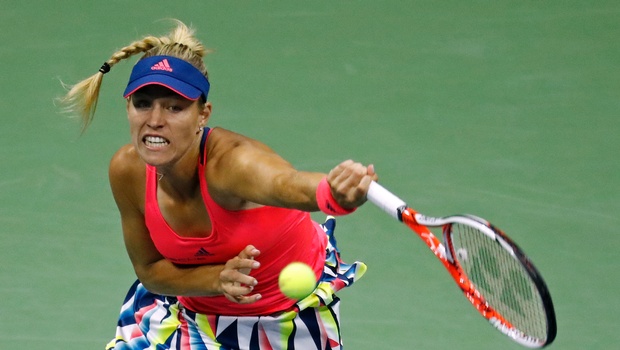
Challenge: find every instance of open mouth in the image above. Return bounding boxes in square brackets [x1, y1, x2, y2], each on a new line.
[144, 136, 170, 148]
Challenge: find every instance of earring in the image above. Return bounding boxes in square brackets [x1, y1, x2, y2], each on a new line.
[197, 126, 204, 134]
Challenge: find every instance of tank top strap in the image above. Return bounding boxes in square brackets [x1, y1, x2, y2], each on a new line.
[199, 127, 211, 166]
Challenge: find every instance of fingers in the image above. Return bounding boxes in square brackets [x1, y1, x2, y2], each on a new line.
[222, 280, 261, 304]
[220, 245, 262, 304]
[360, 163, 379, 188]
[237, 245, 260, 275]
[224, 292, 263, 304]
[327, 160, 378, 208]
[367, 164, 378, 179]
[221, 257, 259, 287]
[238, 245, 261, 260]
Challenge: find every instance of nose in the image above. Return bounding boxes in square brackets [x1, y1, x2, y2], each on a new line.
[146, 105, 165, 129]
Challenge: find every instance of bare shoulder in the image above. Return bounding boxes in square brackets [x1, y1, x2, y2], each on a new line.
[207, 127, 271, 160]
[109, 144, 145, 178]
[109, 144, 146, 209]
[204, 128, 285, 208]
[209, 127, 255, 146]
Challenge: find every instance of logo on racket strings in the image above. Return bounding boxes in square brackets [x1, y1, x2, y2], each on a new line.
[469, 247, 534, 319]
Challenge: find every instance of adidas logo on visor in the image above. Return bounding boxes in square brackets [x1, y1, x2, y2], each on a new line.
[151, 59, 173, 72]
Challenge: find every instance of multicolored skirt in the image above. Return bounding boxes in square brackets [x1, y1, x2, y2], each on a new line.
[105, 217, 366, 350]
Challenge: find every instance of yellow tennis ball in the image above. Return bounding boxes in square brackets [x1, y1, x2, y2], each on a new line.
[278, 262, 317, 300]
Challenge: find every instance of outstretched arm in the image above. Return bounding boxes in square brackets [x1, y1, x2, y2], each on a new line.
[205, 128, 378, 212]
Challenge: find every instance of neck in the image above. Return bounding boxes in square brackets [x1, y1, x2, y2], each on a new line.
[156, 158, 202, 201]
[156, 130, 204, 199]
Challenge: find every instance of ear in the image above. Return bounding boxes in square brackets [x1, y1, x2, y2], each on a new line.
[198, 102, 212, 128]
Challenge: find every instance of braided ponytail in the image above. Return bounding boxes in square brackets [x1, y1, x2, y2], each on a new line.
[60, 20, 209, 131]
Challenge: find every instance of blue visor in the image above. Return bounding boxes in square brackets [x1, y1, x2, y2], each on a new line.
[123, 55, 210, 101]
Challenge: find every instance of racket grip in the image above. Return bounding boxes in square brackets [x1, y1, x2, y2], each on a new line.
[367, 181, 407, 221]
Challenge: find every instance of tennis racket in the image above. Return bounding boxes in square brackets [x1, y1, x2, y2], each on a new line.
[367, 181, 556, 348]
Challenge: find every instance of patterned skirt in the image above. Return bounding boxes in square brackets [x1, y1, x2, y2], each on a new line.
[105, 217, 366, 350]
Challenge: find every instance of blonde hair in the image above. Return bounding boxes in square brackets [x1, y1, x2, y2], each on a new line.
[60, 19, 211, 131]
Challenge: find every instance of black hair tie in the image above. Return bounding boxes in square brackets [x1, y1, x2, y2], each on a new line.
[98, 62, 111, 74]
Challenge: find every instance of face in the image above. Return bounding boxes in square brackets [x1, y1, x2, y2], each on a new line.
[126, 85, 211, 167]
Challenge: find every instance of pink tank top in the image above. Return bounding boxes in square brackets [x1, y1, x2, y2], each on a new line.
[144, 128, 327, 315]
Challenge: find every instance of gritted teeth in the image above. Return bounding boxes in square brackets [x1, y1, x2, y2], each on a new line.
[144, 135, 170, 147]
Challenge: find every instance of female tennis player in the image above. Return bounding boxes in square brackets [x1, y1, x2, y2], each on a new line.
[62, 20, 376, 349]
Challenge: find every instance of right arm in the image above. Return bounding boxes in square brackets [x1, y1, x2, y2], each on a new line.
[108, 145, 260, 302]
[205, 128, 378, 212]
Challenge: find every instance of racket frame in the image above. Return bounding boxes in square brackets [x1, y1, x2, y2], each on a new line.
[367, 181, 556, 348]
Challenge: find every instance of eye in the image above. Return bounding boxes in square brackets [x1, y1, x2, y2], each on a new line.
[165, 98, 194, 113]
[167, 104, 184, 113]
[131, 98, 151, 109]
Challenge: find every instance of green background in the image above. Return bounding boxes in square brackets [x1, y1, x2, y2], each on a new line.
[1, 1, 618, 349]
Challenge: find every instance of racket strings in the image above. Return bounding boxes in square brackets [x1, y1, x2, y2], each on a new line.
[450, 223, 548, 342]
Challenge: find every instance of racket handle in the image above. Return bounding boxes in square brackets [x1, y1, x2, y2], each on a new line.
[367, 181, 407, 221]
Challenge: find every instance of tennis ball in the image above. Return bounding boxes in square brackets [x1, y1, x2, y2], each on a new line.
[278, 262, 317, 300]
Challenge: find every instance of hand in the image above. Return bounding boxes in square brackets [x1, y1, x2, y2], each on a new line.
[219, 245, 262, 304]
[327, 160, 378, 209]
